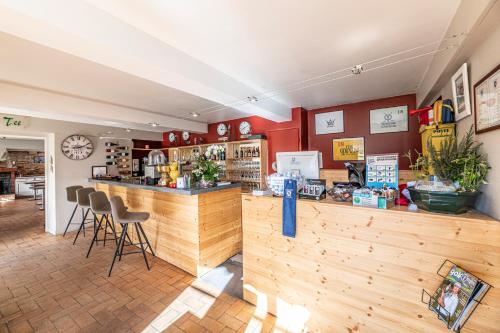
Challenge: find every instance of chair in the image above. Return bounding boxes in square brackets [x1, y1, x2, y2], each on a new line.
[73, 187, 96, 245]
[86, 191, 119, 258]
[108, 196, 155, 277]
[63, 185, 83, 236]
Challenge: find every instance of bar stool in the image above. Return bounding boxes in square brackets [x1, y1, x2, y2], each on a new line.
[108, 196, 155, 277]
[73, 187, 96, 245]
[63, 185, 83, 236]
[86, 191, 119, 258]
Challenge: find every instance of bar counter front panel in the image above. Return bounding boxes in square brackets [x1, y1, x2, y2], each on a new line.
[242, 194, 500, 332]
[90, 180, 242, 277]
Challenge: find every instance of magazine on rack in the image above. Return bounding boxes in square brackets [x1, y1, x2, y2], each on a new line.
[429, 265, 490, 331]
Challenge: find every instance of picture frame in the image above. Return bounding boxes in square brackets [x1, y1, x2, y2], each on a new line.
[473, 63, 500, 134]
[451, 63, 472, 122]
[332, 137, 365, 161]
[315, 110, 344, 135]
[369, 105, 408, 134]
[92, 165, 107, 179]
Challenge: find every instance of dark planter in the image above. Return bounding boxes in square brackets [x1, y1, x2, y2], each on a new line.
[408, 188, 481, 214]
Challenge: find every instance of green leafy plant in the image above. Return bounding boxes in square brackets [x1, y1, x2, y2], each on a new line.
[191, 157, 221, 183]
[405, 149, 430, 180]
[427, 126, 489, 192]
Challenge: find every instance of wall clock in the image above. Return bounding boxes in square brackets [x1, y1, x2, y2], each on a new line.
[217, 123, 227, 136]
[61, 134, 94, 160]
[168, 132, 176, 143]
[239, 121, 252, 135]
[182, 131, 190, 142]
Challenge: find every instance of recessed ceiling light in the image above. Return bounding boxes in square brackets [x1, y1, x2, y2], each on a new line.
[125, 128, 132, 132]
[148, 122, 160, 127]
[246, 96, 258, 103]
[190, 112, 199, 118]
[105, 131, 113, 135]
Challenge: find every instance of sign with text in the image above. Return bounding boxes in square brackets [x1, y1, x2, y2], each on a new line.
[366, 153, 399, 188]
[369, 105, 408, 134]
[315, 110, 344, 135]
[332, 137, 365, 161]
[1, 115, 30, 129]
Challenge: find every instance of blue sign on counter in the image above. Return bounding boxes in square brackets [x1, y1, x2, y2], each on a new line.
[365, 154, 399, 189]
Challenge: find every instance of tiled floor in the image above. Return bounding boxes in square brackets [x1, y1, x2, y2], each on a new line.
[0, 199, 278, 333]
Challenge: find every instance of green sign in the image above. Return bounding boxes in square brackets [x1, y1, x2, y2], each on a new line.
[1, 115, 30, 129]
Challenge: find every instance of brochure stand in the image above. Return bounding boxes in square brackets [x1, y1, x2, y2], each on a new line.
[420, 259, 493, 332]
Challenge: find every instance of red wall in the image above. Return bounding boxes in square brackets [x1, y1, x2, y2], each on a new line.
[307, 94, 420, 169]
[163, 94, 421, 171]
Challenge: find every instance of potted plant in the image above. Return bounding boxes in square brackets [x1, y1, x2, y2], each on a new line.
[407, 126, 490, 214]
[191, 156, 222, 188]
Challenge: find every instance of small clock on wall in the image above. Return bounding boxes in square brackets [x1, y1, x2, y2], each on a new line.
[239, 121, 252, 136]
[182, 131, 190, 144]
[168, 132, 176, 143]
[217, 123, 227, 136]
[61, 134, 94, 160]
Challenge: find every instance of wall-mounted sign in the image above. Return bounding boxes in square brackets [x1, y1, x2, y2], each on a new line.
[315, 110, 344, 135]
[332, 137, 365, 161]
[369, 105, 408, 134]
[366, 153, 399, 188]
[474, 63, 500, 134]
[1, 115, 30, 129]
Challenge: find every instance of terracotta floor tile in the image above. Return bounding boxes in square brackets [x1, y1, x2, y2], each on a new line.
[0, 199, 277, 333]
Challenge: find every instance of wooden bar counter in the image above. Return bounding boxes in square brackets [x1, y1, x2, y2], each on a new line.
[242, 194, 500, 332]
[89, 179, 242, 277]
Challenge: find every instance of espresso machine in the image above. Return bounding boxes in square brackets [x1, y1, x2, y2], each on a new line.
[145, 149, 166, 185]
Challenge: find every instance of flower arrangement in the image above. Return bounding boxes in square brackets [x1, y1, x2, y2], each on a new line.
[204, 144, 224, 160]
[192, 157, 222, 187]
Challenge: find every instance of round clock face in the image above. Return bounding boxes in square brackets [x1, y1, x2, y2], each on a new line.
[239, 121, 251, 135]
[217, 123, 227, 136]
[168, 132, 176, 142]
[61, 135, 94, 160]
[182, 131, 190, 141]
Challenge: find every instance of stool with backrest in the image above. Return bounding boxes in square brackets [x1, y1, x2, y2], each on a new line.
[108, 196, 155, 277]
[86, 191, 120, 258]
[63, 185, 83, 236]
[73, 187, 97, 245]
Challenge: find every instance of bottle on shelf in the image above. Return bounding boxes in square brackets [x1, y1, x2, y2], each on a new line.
[106, 161, 117, 166]
[235, 149, 239, 159]
[105, 142, 118, 147]
[221, 148, 226, 161]
[240, 147, 243, 159]
[116, 152, 129, 156]
[256, 147, 260, 157]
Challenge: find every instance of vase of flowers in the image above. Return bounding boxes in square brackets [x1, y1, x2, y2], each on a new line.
[192, 155, 222, 188]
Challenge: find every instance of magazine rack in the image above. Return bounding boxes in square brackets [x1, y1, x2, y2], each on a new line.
[420, 259, 493, 332]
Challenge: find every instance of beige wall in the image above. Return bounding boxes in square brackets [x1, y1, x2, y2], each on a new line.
[432, 24, 500, 219]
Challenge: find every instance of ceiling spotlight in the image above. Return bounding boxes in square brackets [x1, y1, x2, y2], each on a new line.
[351, 64, 364, 75]
[104, 131, 113, 135]
[190, 112, 199, 118]
[125, 128, 132, 132]
[246, 96, 258, 103]
[148, 122, 160, 127]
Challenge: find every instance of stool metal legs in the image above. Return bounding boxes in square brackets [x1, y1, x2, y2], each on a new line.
[86, 214, 119, 258]
[108, 222, 154, 277]
[72, 208, 95, 245]
[63, 203, 79, 237]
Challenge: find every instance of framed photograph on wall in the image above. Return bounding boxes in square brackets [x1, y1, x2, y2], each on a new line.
[451, 63, 472, 121]
[315, 110, 344, 135]
[92, 165, 107, 179]
[332, 137, 365, 161]
[369, 105, 408, 134]
[474, 63, 500, 134]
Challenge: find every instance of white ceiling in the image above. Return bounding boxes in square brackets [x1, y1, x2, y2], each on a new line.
[0, 0, 461, 132]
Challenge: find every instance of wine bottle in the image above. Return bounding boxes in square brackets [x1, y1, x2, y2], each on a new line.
[235, 149, 239, 159]
[105, 142, 118, 147]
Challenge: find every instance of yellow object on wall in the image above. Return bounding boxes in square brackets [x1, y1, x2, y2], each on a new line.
[420, 123, 456, 156]
[332, 137, 365, 161]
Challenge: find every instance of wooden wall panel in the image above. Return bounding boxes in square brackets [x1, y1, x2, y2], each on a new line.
[242, 195, 500, 333]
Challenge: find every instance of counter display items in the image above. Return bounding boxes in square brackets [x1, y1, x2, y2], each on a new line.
[298, 179, 326, 200]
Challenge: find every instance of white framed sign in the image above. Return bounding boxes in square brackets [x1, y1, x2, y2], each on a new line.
[315, 110, 344, 135]
[369, 105, 408, 134]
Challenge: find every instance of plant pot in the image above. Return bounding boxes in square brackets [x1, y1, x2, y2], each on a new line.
[200, 179, 215, 188]
[408, 188, 480, 214]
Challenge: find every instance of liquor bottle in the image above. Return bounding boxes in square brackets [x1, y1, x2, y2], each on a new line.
[240, 147, 243, 159]
[116, 152, 129, 156]
[221, 149, 225, 161]
[106, 161, 117, 166]
[252, 147, 256, 157]
[105, 155, 115, 160]
[235, 149, 239, 159]
[106, 149, 116, 153]
[105, 142, 118, 147]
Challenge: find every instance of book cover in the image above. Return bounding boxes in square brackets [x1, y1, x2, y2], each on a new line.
[430, 265, 478, 329]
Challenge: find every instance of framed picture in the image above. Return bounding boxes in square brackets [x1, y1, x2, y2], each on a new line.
[92, 165, 107, 179]
[451, 63, 472, 121]
[369, 105, 408, 134]
[315, 110, 344, 135]
[474, 64, 500, 134]
[33, 156, 45, 163]
[332, 137, 365, 161]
